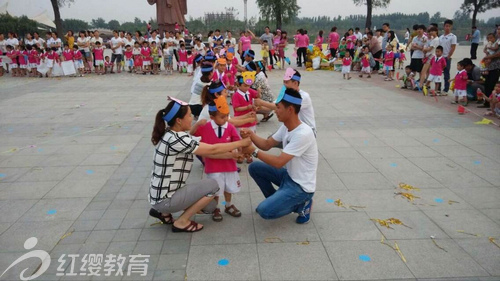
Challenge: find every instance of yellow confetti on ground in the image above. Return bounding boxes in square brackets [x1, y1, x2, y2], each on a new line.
[296, 240, 310, 245]
[371, 219, 394, 229]
[381, 236, 407, 263]
[150, 221, 164, 226]
[334, 199, 365, 211]
[395, 192, 420, 202]
[430, 236, 447, 252]
[264, 237, 283, 243]
[398, 183, 420, 191]
[448, 200, 459, 205]
[457, 230, 481, 237]
[489, 237, 500, 249]
[395, 85, 400, 88]
[59, 229, 75, 241]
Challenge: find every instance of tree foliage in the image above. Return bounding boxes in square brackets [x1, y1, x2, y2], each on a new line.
[61, 18, 89, 32]
[256, 0, 300, 29]
[51, 0, 74, 43]
[91, 17, 107, 29]
[461, 0, 500, 27]
[0, 13, 38, 37]
[353, 0, 391, 28]
[107, 20, 121, 31]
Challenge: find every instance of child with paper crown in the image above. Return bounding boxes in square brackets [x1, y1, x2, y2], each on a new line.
[192, 97, 243, 222]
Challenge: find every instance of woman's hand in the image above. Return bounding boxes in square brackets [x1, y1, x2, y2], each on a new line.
[239, 128, 253, 139]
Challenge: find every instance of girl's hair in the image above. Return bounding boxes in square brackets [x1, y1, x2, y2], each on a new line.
[208, 30, 213, 37]
[26, 44, 33, 50]
[79, 31, 85, 36]
[256, 60, 267, 78]
[136, 30, 142, 36]
[151, 101, 190, 145]
[331, 26, 337, 32]
[246, 61, 257, 71]
[319, 30, 323, 37]
[281, 31, 287, 40]
[387, 31, 395, 42]
[201, 81, 224, 106]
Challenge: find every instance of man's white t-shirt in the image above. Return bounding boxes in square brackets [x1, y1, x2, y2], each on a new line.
[272, 123, 318, 193]
[193, 43, 206, 56]
[33, 38, 45, 50]
[298, 90, 316, 134]
[122, 38, 135, 49]
[439, 33, 457, 58]
[355, 32, 363, 41]
[148, 37, 160, 46]
[0, 39, 6, 54]
[6, 38, 19, 48]
[78, 37, 90, 52]
[90, 36, 103, 49]
[110, 37, 123, 54]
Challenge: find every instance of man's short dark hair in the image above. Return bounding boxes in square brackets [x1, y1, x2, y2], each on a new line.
[383, 23, 390, 27]
[461, 58, 473, 66]
[355, 27, 360, 31]
[367, 31, 373, 36]
[280, 88, 302, 114]
[444, 19, 453, 26]
[418, 25, 426, 30]
[472, 26, 477, 29]
[430, 23, 438, 28]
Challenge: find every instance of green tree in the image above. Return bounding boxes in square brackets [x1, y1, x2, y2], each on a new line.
[0, 14, 38, 38]
[256, 0, 300, 30]
[62, 18, 89, 32]
[107, 20, 121, 31]
[430, 12, 444, 24]
[353, 0, 391, 29]
[91, 17, 107, 29]
[461, 0, 500, 28]
[50, 0, 75, 41]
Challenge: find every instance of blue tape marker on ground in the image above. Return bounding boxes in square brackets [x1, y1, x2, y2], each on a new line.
[473, 160, 481, 165]
[110, 146, 117, 150]
[37, 148, 43, 152]
[339, 121, 345, 125]
[47, 209, 57, 215]
[86, 170, 94, 175]
[359, 255, 371, 262]
[0, 173, 5, 178]
[433, 138, 439, 143]
[364, 140, 369, 145]
[326, 199, 334, 203]
[218, 259, 229, 266]
[390, 163, 397, 167]
[434, 198, 444, 203]
[402, 120, 409, 124]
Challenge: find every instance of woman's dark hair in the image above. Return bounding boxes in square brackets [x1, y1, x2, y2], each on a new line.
[208, 30, 213, 37]
[79, 31, 85, 36]
[319, 30, 323, 37]
[152, 101, 190, 145]
[331, 26, 337, 32]
[201, 81, 224, 106]
[406, 28, 410, 32]
[367, 31, 373, 36]
[256, 60, 267, 78]
[136, 30, 142, 36]
[246, 61, 257, 71]
[387, 31, 395, 42]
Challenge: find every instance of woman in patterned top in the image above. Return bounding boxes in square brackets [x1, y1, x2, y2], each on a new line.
[248, 61, 275, 122]
[149, 97, 251, 233]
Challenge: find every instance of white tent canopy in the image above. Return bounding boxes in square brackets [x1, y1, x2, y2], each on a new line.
[30, 10, 56, 28]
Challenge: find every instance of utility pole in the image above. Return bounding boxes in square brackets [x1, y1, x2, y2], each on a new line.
[243, 0, 248, 29]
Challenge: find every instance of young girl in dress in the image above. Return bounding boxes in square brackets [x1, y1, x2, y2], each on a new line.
[104, 56, 112, 74]
[141, 41, 151, 74]
[192, 97, 243, 222]
[6, 45, 18, 77]
[151, 41, 160, 75]
[359, 46, 372, 78]
[277, 31, 288, 70]
[93, 41, 104, 75]
[450, 60, 468, 106]
[27, 44, 38, 77]
[18, 45, 28, 77]
[46, 47, 59, 77]
[133, 41, 142, 74]
[72, 45, 84, 77]
[342, 50, 352, 80]
[383, 44, 395, 81]
[62, 43, 74, 76]
[352, 40, 363, 71]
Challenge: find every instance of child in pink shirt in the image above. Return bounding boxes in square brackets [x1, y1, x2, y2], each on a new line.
[18, 46, 28, 76]
[425, 46, 447, 94]
[72, 45, 84, 76]
[141, 42, 151, 73]
[124, 45, 134, 73]
[178, 44, 188, 73]
[93, 41, 104, 74]
[359, 46, 371, 78]
[27, 45, 38, 77]
[192, 97, 242, 222]
[225, 53, 238, 89]
[187, 50, 194, 76]
[6, 45, 18, 77]
[46, 47, 59, 77]
[104, 56, 112, 74]
[383, 44, 395, 81]
[342, 51, 352, 80]
[62, 44, 73, 62]
[450, 60, 469, 106]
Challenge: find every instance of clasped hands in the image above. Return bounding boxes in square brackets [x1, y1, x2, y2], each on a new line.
[238, 128, 256, 159]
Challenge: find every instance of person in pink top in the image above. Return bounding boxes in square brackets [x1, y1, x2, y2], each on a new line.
[425, 46, 447, 94]
[92, 41, 105, 75]
[359, 46, 372, 78]
[383, 44, 395, 81]
[315, 30, 324, 51]
[346, 28, 357, 58]
[72, 45, 84, 76]
[295, 29, 308, 67]
[6, 45, 19, 77]
[178, 43, 188, 73]
[342, 51, 352, 80]
[238, 30, 255, 63]
[212, 58, 231, 88]
[18, 45, 28, 76]
[327, 27, 340, 58]
[27, 45, 38, 77]
[192, 97, 243, 222]
[225, 53, 238, 88]
[450, 60, 469, 106]
[62, 44, 73, 62]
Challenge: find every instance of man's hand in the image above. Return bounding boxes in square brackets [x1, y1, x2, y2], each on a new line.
[241, 144, 256, 155]
[240, 137, 252, 147]
[240, 128, 253, 139]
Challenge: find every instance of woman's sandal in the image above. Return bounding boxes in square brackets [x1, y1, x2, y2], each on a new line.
[225, 205, 242, 217]
[172, 221, 204, 233]
[149, 208, 174, 224]
[261, 113, 274, 122]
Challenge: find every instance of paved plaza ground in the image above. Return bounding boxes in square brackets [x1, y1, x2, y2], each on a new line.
[0, 45, 499, 281]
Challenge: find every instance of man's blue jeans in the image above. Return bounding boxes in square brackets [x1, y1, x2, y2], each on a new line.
[249, 161, 314, 220]
[443, 58, 452, 92]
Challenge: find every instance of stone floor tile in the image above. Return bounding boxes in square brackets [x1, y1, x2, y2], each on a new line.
[313, 212, 382, 241]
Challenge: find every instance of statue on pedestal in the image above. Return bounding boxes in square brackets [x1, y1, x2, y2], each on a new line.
[147, 0, 187, 35]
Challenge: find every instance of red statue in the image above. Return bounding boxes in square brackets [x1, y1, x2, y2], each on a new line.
[148, 0, 187, 34]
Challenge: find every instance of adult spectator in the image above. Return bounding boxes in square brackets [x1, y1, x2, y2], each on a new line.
[439, 19, 457, 94]
[354, 27, 363, 41]
[404, 28, 410, 44]
[327, 26, 340, 58]
[295, 29, 309, 67]
[77, 31, 91, 73]
[33, 32, 45, 51]
[90, 30, 103, 49]
[191, 37, 206, 56]
[212, 29, 224, 48]
[109, 30, 123, 73]
[260, 26, 275, 67]
[148, 30, 160, 45]
[44, 32, 52, 49]
[346, 28, 357, 58]
[64, 30, 74, 49]
[363, 27, 371, 39]
[407, 24, 418, 56]
[122, 32, 135, 50]
[421, 26, 439, 83]
[243, 88, 318, 224]
[470, 26, 480, 60]
[479, 25, 500, 108]
[48, 32, 62, 53]
[381, 23, 395, 56]
[238, 30, 255, 62]
[410, 25, 427, 81]
[462, 58, 485, 101]
[315, 30, 324, 51]
[367, 31, 382, 72]
[0, 34, 7, 72]
[133, 31, 144, 45]
[24, 32, 36, 46]
[226, 30, 237, 48]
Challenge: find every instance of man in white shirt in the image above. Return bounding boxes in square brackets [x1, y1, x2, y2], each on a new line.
[109, 30, 123, 73]
[439, 19, 457, 93]
[354, 27, 363, 41]
[0, 33, 7, 70]
[242, 87, 318, 224]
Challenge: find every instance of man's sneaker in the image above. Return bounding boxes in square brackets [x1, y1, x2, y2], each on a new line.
[296, 199, 313, 224]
